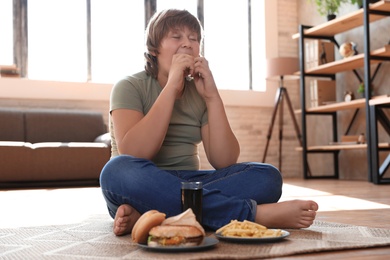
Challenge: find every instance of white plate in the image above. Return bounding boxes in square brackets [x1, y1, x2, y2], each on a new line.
[138, 237, 219, 252]
[215, 229, 290, 243]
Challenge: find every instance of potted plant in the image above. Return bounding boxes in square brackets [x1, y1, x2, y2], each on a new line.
[357, 82, 374, 98]
[310, 0, 348, 20]
[350, 0, 363, 8]
[357, 82, 365, 97]
[349, 0, 380, 9]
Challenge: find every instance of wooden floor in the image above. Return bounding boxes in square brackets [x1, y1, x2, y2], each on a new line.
[279, 178, 390, 260]
[0, 178, 389, 259]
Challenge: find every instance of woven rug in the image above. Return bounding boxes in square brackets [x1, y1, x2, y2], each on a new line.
[1, 214, 390, 259]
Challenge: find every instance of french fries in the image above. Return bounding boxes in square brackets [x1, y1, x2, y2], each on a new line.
[216, 220, 282, 238]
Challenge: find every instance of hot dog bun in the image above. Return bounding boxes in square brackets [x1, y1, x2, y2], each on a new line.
[131, 210, 166, 244]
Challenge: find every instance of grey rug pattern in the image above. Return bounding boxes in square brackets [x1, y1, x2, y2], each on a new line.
[1, 214, 390, 259]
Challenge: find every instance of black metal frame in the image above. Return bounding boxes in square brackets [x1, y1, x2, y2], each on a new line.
[364, 1, 390, 184]
[299, 25, 339, 179]
[369, 104, 390, 184]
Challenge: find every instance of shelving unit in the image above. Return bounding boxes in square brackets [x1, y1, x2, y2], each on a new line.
[292, 2, 390, 38]
[305, 45, 390, 75]
[294, 0, 390, 183]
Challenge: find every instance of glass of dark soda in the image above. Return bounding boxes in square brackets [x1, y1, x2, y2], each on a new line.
[181, 181, 203, 225]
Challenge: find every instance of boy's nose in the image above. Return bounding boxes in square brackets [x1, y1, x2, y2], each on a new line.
[181, 38, 192, 48]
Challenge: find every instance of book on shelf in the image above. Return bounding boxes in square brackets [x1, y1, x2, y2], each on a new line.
[307, 79, 336, 108]
[305, 39, 335, 70]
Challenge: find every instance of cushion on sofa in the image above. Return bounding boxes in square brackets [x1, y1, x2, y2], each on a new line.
[24, 110, 107, 143]
[0, 109, 25, 141]
[0, 141, 33, 181]
[30, 142, 110, 181]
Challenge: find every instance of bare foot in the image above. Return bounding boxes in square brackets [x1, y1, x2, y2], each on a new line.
[255, 200, 319, 229]
[113, 204, 141, 236]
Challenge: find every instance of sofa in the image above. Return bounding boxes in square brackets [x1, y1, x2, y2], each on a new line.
[0, 108, 111, 188]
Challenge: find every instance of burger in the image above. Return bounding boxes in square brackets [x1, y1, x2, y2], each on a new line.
[147, 225, 204, 246]
[131, 208, 205, 247]
[131, 210, 166, 244]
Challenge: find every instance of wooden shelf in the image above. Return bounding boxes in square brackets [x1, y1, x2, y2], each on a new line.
[300, 95, 389, 113]
[294, 99, 365, 114]
[307, 98, 366, 113]
[305, 45, 390, 75]
[296, 142, 390, 152]
[369, 95, 390, 106]
[292, 1, 390, 39]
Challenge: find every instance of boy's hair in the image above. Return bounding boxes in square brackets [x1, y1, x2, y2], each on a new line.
[144, 9, 204, 78]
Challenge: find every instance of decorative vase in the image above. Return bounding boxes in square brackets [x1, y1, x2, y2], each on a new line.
[327, 14, 336, 21]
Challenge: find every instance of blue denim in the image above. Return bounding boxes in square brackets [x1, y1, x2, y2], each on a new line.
[100, 155, 282, 230]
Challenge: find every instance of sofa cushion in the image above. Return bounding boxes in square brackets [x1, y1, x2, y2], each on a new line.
[24, 109, 107, 143]
[30, 142, 110, 181]
[0, 109, 25, 141]
[0, 141, 33, 181]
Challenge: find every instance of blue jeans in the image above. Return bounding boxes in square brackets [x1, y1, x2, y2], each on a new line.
[100, 155, 282, 230]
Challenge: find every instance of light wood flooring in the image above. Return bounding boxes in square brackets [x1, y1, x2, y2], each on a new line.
[279, 178, 390, 260]
[0, 178, 389, 259]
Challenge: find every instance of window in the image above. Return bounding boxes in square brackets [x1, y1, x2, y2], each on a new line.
[157, 0, 197, 14]
[4, 0, 265, 91]
[250, 0, 266, 91]
[91, 0, 145, 83]
[204, 0, 250, 90]
[28, 0, 87, 82]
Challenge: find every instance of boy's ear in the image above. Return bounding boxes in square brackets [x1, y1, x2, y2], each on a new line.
[149, 50, 157, 56]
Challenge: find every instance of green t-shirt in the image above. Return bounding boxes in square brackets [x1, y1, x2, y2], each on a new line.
[110, 71, 208, 170]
